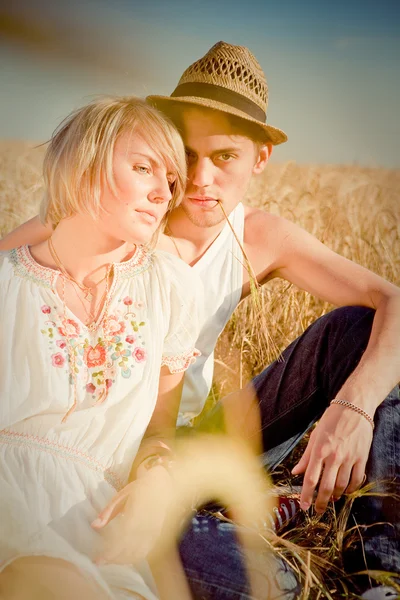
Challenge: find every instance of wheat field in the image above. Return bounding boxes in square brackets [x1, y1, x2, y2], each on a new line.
[1, 140, 399, 397]
[218, 159, 398, 399]
[1, 141, 399, 598]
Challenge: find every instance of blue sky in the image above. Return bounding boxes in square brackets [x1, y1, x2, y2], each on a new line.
[1, 0, 399, 166]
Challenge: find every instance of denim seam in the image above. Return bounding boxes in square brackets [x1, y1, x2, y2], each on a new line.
[260, 385, 320, 428]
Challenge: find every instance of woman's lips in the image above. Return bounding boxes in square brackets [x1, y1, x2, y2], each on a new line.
[135, 210, 158, 224]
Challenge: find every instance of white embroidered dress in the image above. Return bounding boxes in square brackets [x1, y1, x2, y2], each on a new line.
[0, 245, 202, 599]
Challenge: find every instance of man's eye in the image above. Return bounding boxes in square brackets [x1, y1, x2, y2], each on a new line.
[185, 150, 196, 162]
[219, 154, 234, 162]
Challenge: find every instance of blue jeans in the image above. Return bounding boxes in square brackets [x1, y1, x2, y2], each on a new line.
[178, 307, 400, 599]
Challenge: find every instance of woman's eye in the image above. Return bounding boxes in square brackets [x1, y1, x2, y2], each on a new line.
[167, 173, 177, 190]
[167, 172, 177, 184]
[134, 165, 151, 174]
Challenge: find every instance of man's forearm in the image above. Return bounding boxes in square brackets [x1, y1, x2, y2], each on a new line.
[0, 215, 51, 250]
[335, 293, 400, 414]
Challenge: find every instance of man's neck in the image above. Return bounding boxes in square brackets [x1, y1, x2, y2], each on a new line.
[166, 206, 227, 254]
[162, 207, 229, 266]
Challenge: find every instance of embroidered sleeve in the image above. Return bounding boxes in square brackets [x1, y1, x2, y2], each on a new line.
[161, 348, 201, 374]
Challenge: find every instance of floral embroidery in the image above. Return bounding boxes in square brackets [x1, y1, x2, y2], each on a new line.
[162, 348, 201, 373]
[104, 316, 126, 336]
[133, 347, 147, 363]
[11, 243, 156, 411]
[11, 244, 154, 286]
[10, 246, 57, 288]
[51, 353, 65, 368]
[115, 245, 153, 280]
[41, 298, 147, 403]
[58, 319, 80, 338]
[0, 429, 124, 491]
[84, 344, 107, 368]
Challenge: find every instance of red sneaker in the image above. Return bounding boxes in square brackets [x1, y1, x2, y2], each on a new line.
[263, 495, 301, 532]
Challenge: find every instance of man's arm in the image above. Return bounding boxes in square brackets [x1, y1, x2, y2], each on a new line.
[246, 210, 400, 512]
[0, 216, 51, 250]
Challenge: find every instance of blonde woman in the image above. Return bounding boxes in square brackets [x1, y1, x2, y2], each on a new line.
[0, 97, 203, 599]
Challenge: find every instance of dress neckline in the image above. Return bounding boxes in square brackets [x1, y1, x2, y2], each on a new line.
[10, 244, 154, 288]
[8, 244, 154, 333]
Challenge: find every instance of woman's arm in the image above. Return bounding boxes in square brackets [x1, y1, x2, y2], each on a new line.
[92, 366, 183, 529]
[150, 547, 194, 600]
[0, 216, 51, 250]
[92, 367, 193, 598]
[129, 366, 184, 480]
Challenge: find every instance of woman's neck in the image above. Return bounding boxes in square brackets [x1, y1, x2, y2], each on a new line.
[33, 215, 136, 286]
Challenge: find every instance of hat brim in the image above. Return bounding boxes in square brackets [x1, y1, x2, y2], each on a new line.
[146, 94, 287, 146]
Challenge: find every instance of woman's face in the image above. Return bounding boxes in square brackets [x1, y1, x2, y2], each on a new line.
[97, 130, 176, 245]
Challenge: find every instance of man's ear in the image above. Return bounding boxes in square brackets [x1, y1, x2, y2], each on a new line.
[253, 143, 273, 175]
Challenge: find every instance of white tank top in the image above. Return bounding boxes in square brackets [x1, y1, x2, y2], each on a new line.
[177, 202, 245, 425]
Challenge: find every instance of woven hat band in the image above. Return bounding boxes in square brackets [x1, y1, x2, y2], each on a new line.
[170, 82, 266, 123]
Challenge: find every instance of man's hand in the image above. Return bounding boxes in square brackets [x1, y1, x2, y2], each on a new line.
[91, 465, 175, 565]
[291, 404, 373, 513]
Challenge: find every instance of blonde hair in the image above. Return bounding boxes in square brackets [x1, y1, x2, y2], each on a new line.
[40, 96, 187, 228]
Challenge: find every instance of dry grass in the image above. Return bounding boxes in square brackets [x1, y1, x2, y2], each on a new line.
[1, 141, 399, 598]
[213, 161, 400, 398]
[211, 161, 400, 598]
[0, 141, 46, 237]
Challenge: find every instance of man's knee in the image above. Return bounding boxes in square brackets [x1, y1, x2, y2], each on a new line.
[307, 306, 375, 353]
[195, 385, 263, 453]
[220, 386, 263, 453]
[321, 305, 374, 329]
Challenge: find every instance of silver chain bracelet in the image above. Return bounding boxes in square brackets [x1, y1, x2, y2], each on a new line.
[330, 399, 375, 429]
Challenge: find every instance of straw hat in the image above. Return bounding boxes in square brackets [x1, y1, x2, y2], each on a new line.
[147, 41, 287, 146]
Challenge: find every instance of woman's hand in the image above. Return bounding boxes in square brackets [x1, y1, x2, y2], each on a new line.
[92, 465, 175, 565]
[292, 404, 373, 513]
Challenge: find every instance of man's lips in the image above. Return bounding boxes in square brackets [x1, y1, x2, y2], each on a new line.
[187, 197, 219, 208]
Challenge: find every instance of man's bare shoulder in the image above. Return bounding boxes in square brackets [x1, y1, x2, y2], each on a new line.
[243, 204, 291, 250]
[240, 205, 298, 290]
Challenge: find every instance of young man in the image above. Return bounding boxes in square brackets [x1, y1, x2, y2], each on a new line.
[2, 42, 399, 599]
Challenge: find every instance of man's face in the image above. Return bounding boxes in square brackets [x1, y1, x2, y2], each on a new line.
[179, 107, 268, 228]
